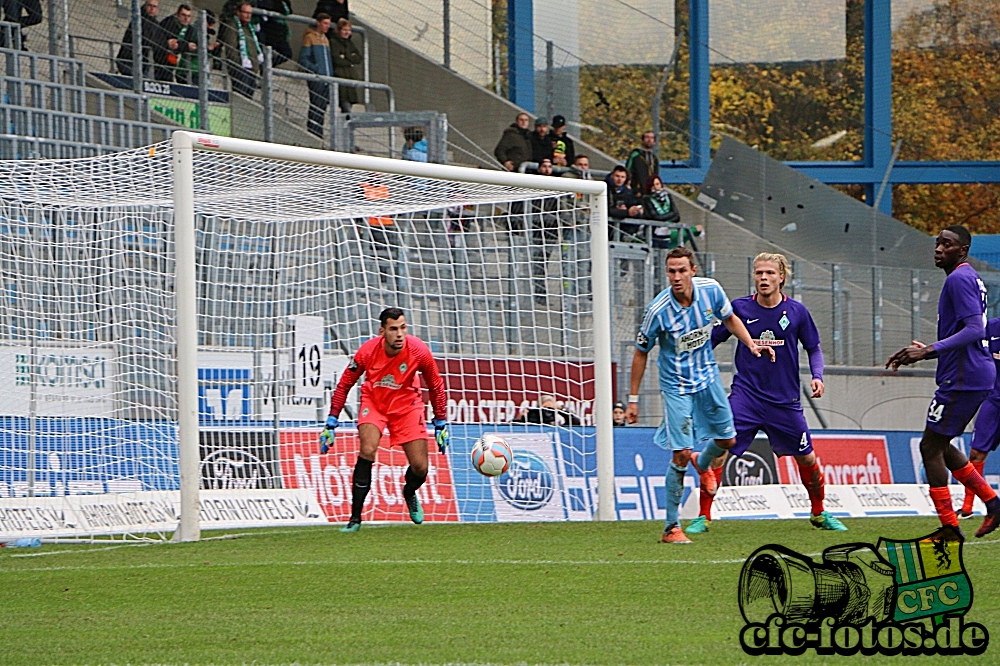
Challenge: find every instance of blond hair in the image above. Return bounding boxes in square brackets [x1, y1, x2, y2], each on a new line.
[753, 252, 792, 289]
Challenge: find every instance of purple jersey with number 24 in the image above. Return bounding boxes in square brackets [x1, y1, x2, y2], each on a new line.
[935, 263, 994, 391]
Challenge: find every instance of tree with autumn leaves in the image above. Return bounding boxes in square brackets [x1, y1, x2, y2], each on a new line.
[572, 0, 1000, 234]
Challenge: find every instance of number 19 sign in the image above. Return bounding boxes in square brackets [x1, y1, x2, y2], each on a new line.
[293, 315, 325, 399]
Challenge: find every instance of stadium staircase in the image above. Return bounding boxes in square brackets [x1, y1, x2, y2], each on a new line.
[0, 20, 176, 158]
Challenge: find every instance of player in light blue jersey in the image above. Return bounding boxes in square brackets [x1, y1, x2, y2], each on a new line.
[626, 247, 774, 543]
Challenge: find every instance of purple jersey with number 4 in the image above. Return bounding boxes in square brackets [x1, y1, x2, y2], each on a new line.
[711, 294, 823, 405]
[935, 263, 994, 391]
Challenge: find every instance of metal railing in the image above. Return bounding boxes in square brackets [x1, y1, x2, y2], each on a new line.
[0, 20, 22, 51]
[251, 8, 371, 106]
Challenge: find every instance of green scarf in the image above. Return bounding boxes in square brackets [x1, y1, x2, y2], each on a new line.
[236, 20, 262, 70]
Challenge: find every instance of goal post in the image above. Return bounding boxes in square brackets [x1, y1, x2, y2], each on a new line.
[171, 131, 614, 540]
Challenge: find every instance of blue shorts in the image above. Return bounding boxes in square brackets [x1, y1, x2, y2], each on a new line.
[926, 388, 989, 438]
[654, 377, 736, 451]
[727, 387, 813, 458]
[971, 394, 1000, 453]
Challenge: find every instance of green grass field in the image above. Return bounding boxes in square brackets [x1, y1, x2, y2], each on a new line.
[1, 517, 998, 665]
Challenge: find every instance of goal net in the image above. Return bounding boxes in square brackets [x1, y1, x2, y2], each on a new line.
[0, 133, 611, 541]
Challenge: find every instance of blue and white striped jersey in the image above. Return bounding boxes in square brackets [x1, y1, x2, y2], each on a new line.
[636, 277, 733, 395]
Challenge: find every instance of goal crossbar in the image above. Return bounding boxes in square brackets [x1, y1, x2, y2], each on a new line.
[171, 131, 614, 541]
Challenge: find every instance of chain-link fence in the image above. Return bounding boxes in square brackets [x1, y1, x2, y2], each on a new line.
[609, 248, 1000, 428]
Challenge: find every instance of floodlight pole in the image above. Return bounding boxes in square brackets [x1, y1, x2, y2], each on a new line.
[172, 132, 201, 542]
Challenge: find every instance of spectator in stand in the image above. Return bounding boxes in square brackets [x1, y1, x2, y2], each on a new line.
[626, 131, 659, 196]
[514, 395, 582, 426]
[257, 0, 294, 65]
[298, 12, 333, 137]
[314, 0, 349, 23]
[530, 117, 553, 165]
[181, 9, 221, 86]
[607, 166, 642, 220]
[561, 154, 592, 180]
[642, 175, 679, 224]
[494, 112, 532, 172]
[606, 165, 642, 241]
[613, 402, 628, 427]
[330, 18, 363, 114]
[159, 4, 197, 82]
[536, 157, 555, 176]
[549, 115, 575, 167]
[1, 0, 42, 49]
[402, 127, 429, 162]
[220, 2, 262, 98]
[642, 175, 703, 249]
[117, 0, 177, 81]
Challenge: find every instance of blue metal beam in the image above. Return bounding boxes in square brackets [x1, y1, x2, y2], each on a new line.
[506, 0, 534, 111]
[688, 0, 710, 170]
[658, 165, 709, 185]
[865, 0, 893, 215]
[788, 161, 1000, 184]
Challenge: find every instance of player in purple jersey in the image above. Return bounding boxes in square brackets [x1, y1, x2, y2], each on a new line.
[689, 253, 846, 534]
[960, 317, 1000, 518]
[887, 225, 1000, 538]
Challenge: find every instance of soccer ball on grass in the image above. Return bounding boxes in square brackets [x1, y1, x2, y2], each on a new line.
[471, 434, 513, 477]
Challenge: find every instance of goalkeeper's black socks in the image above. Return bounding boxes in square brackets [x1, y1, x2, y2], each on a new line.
[350, 456, 374, 522]
[402, 466, 427, 500]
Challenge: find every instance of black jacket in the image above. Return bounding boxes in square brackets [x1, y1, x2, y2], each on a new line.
[606, 177, 639, 220]
[159, 14, 194, 55]
[116, 9, 175, 72]
[1, 0, 41, 27]
[530, 130, 553, 163]
[643, 191, 680, 223]
[314, 0, 349, 22]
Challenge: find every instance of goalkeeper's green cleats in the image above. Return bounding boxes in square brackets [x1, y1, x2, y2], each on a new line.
[405, 492, 424, 524]
[685, 515, 710, 534]
[339, 519, 361, 533]
[810, 511, 848, 531]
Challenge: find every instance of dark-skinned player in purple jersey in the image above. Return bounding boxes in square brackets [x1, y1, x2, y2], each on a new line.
[960, 317, 1000, 519]
[887, 225, 1000, 538]
[689, 252, 846, 535]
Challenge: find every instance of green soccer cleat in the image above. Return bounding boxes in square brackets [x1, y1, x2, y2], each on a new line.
[339, 519, 361, 533]
[685, 515, 710, 534]
[405, 493, 424, 524]
[810, 511, 848, 531]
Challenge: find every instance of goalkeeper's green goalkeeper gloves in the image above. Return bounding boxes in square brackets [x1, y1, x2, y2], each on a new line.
[319, 415, 339, 454]
[433, 419, 450, 454]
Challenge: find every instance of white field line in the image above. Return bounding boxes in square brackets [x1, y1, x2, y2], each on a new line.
[5, 537, 1000, 574]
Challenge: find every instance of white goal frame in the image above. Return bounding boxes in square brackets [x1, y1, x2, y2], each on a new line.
[171, 131, 613, 541]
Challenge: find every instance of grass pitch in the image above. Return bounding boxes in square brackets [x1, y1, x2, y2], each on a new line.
[1, 517, 998, 665]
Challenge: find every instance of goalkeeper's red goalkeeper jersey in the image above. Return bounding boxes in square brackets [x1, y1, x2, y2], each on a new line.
[330, 334, 447, 420]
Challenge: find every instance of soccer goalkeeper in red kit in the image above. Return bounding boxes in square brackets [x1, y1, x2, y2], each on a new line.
[320, 307, 449, 532]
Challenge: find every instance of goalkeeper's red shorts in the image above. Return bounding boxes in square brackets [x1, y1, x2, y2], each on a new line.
[357, 397, 430, 447]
